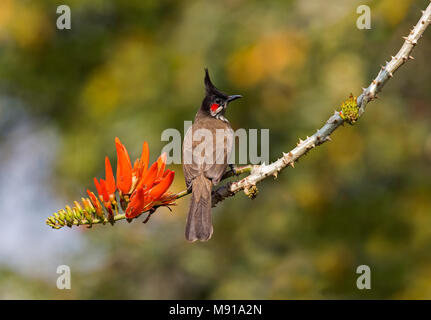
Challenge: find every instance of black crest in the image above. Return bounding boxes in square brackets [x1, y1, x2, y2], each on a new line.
[204, 68, 228, 98]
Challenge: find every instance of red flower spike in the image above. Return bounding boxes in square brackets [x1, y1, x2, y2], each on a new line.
[126, 188, 152, 219]
[49, 138, 177, 229]
[131, 142, 150, 182]
[94, 178, 102, 196]
[137, 162, 158, 190]
[149, 171, 175, 201]
[87, 189, 103, 217]
[163, 169, 170, 178]
[140, 141, 149, 176]
[99, 179, 110, 202]
[105, 157, 116, 195]
[156, 152, 167, 179]
[115, 137, 133, 194]
[97, 180, 114, 219]
[133, 159, 139, 172]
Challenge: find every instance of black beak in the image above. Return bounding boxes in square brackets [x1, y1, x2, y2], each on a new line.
[227, 94, 242, 103]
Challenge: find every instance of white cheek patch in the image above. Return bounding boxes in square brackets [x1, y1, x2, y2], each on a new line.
[210, 106, 224, 116]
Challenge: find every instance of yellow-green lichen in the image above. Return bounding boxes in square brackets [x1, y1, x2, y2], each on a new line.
[339, 94, 359, 125]
[244, 185, 259, 200]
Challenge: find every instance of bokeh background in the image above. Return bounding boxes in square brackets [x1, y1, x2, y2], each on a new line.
[0, 0, 430, 299]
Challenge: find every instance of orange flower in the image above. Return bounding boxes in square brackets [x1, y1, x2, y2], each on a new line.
[54, 138, 176, 227]
[87, 189, 103, 218]
[105, 157, 116, 196]
[115, 137, 133, 194]
[125, 188, 151, 219]
[140, 142, 149, 174]
[136, 162, 158, 190]
[94, 178, 102, 197]
[149, 170, 175, 200]
[133, 141, 149, 179]
[109, 138, 176, 219]
[156, 152, 167, 180]
[126, 158, 175, 219]
[91, 176, 114, 217]
[99, 179, 110, 202]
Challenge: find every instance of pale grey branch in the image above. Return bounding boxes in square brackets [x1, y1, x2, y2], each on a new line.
[212, 2, 431, 207]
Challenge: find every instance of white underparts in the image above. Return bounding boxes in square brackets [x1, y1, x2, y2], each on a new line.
[212, 105, 229, 123]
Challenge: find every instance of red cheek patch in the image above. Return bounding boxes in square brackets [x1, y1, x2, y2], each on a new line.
[210, 103, 219, 112]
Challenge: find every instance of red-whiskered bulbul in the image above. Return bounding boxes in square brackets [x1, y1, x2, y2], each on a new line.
[182, 69, 242, 242]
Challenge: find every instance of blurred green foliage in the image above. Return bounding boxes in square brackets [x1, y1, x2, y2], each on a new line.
[1, 0, 431, 299]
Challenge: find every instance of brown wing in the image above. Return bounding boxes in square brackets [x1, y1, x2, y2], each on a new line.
[182, 118, 233, 188]
[204, 122, 233, 185]
[183, 125, 200, 190]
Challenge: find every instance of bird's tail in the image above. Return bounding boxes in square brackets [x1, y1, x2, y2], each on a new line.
[185, 174, 213, 242]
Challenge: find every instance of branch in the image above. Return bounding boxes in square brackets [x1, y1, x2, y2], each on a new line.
[211, 2, 431, 206]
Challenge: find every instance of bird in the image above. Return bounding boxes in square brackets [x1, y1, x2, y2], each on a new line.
[182, 69, 242, 242]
